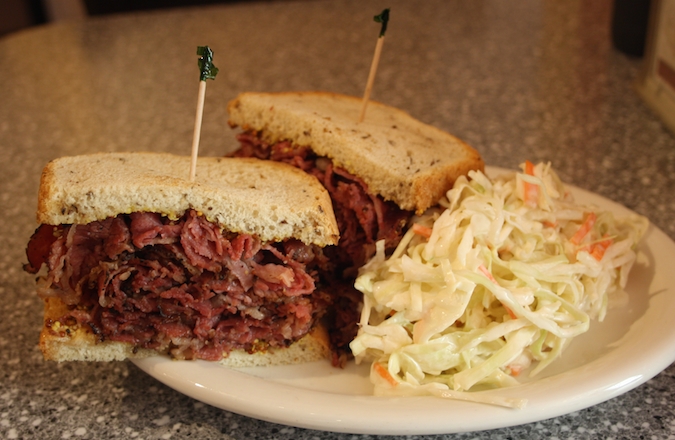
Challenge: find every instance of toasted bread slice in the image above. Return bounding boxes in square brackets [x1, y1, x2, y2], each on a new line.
[40, 297, 331, 366]
[37, 152, 338, 247]
[227, 91, 484, 213]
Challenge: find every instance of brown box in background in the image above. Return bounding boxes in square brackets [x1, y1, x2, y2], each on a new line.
[636, 0, 675, 135]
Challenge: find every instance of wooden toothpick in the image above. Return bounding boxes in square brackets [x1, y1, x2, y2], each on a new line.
[190, 46, 219, 181]
[358, 8, 390, 123]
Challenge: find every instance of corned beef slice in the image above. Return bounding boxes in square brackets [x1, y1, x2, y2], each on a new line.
[25, 210, 331, 361]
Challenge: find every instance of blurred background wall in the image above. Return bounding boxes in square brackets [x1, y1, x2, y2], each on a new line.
[0, 0, 46, 36]
[0, 0, 652, 59]
[0, 0, 261, 37]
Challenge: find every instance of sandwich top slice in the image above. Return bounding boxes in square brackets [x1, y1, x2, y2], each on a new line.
[36, 152, 338, 246]
[25, 153, 339, 366]
[227, 91, 485, 214]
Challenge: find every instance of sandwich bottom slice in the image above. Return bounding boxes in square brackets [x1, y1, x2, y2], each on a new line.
[24, 153, 345, 367]
[40, 296, 331, 367]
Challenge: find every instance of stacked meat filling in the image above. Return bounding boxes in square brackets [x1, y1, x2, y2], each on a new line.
[25, 210, 331, 361]
[231, 132, 414, 365]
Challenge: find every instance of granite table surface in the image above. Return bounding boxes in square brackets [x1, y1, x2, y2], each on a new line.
[1, 0, 675, 438]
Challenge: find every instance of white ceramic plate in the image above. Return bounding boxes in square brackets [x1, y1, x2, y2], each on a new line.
[132, 167, 675, 435]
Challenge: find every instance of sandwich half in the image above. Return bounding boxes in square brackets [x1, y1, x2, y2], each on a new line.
[228, 91, 484, 268]
[24, 153, 339, 366]
[227, 91, 484, 363]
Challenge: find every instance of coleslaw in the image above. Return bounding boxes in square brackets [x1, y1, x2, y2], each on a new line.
[350, 161, 648, 408]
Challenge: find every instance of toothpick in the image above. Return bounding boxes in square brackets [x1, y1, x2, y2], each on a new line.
[358, 37, 384, 123]
[190, 46, 219, 181]
[358, 8, 390, 123]
[190, 80, 207, 181]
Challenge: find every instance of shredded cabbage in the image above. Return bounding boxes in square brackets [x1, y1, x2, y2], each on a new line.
[350, 161, 648, 408]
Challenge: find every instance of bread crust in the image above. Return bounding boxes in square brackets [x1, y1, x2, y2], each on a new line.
[37, 153, 338, 247]
[40, 297, 331, 365]
[228, 91, 484, 213]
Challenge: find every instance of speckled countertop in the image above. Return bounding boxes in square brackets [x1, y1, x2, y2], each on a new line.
[1, 0, 675, 439]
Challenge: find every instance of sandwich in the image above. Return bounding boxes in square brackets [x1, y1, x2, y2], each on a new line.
[24, 153, 340, 367]
[227, 91, 484, 361]
[228, 91, 484, 270]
